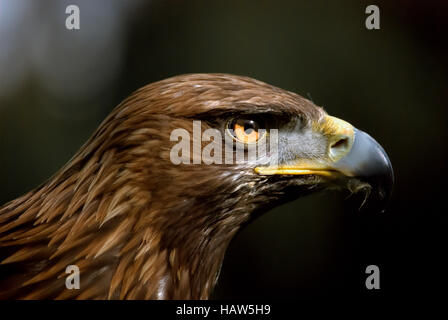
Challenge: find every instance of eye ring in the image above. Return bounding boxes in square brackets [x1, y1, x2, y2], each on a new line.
[226, 118, 266, 144]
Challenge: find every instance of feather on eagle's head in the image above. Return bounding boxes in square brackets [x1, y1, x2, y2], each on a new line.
[0, 74, 393, 299]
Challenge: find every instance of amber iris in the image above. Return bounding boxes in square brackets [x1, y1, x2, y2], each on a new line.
[230, 119, 262, 143]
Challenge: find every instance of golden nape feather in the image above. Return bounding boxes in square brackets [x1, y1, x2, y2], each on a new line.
[0, 73, 393, 299]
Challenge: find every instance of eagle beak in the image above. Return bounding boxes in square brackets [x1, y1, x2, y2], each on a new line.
[255, 116, 394, 211]
[331, 128, 394, 211]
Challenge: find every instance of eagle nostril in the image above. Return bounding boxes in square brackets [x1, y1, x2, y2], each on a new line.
[332, 138, 348, 149]
[329, 136, 350, 161]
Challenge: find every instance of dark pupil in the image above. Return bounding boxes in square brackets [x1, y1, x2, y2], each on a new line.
[244, 120, 256, 134]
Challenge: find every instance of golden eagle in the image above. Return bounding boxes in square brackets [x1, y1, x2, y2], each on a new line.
[0, 74, 393, 299]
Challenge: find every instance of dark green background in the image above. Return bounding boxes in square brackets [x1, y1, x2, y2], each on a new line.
[0, 0, 446, 299]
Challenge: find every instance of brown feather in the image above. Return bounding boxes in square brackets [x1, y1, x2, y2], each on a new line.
[0, 73, 326, 299]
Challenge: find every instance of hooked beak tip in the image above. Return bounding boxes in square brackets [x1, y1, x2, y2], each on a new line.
[333, 129, 394, 212]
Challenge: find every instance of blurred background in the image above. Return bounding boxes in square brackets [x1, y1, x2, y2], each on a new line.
[0, 0, 446, 299]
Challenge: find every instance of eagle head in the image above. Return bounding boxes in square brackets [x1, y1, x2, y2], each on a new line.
[0, 73, 393, 299]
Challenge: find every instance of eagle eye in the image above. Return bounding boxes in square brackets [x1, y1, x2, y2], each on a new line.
[227, 118, 265, 143]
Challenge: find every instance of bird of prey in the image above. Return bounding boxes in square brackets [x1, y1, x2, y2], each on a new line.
[0, 74, 393, 299]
